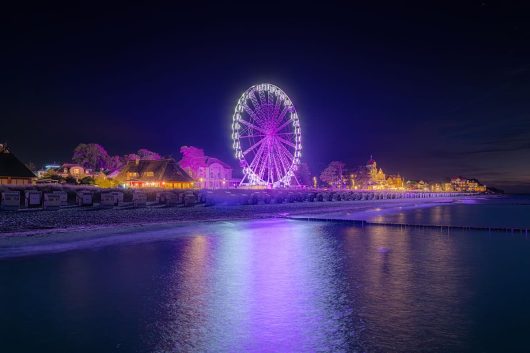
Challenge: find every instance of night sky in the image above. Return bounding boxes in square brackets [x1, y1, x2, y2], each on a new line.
[3, 2, 530, 192]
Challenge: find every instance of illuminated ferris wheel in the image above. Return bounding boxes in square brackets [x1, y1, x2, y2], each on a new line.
[232, 83, 302, 187]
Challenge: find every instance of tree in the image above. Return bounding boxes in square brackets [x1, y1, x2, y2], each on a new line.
[294, 162, 312, 186]
[79, 176, 95, 185]
[40, 169, 64, 182]
[178, 146, 206, 178]
[72, 143, 110, 171]
[94, 174, 120, 188]
[320, 161, 346, 188]
[65, 176, 78, 185]
[106, 155, 124, 172]
[137, 148, 161, 160]
[124, 153, 141, 162]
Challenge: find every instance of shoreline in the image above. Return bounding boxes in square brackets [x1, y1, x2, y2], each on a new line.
[0, 196, 497, 259]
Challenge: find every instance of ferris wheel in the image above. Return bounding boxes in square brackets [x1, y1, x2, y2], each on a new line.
[232, 83, 302, 187]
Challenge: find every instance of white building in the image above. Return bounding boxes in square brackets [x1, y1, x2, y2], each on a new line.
[195, 157, 233, 189]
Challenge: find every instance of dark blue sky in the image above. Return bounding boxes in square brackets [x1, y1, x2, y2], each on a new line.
[3, 2, 530, 192]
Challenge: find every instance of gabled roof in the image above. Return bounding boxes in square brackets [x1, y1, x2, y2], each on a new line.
[0, 146, 36, 178]
[116, 158, 193, 182]
[204, 156, 232, 170]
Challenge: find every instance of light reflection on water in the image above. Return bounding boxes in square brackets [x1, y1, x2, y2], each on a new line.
[149, 221, 361, 352]
[369, 199, 530, 229]
[2, 216, 530, 352]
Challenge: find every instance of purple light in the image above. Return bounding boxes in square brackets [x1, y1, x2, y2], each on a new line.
[232, 84, 302, 188]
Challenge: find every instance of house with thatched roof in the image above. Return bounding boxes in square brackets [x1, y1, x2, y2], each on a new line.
[115, 158, 194, 189]
[0, 144, 36, 185]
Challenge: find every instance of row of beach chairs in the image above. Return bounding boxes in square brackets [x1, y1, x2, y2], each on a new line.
[0, 189, 199, 211]
[1, 188, 466, 211]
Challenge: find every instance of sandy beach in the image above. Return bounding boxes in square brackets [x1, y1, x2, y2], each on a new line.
[0, 197, 479, 258]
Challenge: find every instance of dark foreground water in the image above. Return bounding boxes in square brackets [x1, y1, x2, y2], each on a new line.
[2, 197, 530, 352]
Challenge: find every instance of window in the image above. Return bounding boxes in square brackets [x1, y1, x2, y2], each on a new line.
[127, 172, 139, 178]
[144, 171, 154, 177]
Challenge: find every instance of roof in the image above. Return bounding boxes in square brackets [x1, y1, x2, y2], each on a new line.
[204, 156, 232, 170]
[116, 158, 193, 182]
[0, 146, 36, 178]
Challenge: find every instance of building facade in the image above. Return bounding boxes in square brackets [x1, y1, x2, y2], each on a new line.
[353, 157, 405, 190]
[181, 156, 234, 189]
[195, 157, 233, 189]
[115, 158, 194, 189]
[451, 177, 487, 193]
[59, 164, 89, 179]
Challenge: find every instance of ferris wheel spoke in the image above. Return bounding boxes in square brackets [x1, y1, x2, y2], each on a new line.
[268, 143, 276, 183]
[274, 105, 291, 127]
[278, 142, 294, 165]
[242, 103, 265, 127]
[276, 135, 297, 149]
[265, 142, 271, 183]
[255, 144, 269, 180]
[274, 143, 290, 181]
[272, 143, 287, 182]
[248, 142, 266, 175]
[275, 118, 295, 133]
[243, 138, 265, 156]
[266, 147, 274, 182]
[269, 156, 275, 183]
[271, 148, 282, 182]
[276, 140, 295, 168]
[238, 117, 267, 134]
[257, 143, 269, 180]
[239, 134, 266, 139]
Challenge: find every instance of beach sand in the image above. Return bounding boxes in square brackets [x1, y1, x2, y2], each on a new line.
[0, 197, 473, 258]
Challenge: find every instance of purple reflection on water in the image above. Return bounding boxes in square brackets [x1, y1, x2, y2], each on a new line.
[149, 220, 359, 352]
[4, 202, 530, 352]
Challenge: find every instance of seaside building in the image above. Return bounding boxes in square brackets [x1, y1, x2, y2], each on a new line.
[59, 163, 91, 179]
[194, 157, 234, 189]
[353, 157, 384, 189]
[0, 144, 36, 185]
[352, 156, 405, 190]
[406, 180, 429, 191]
[179, 148, 235, 189]
[386, 174, 405, 190]
[115, 158, 194, 189]
[36, 163, 92, 183]
[451, 177, 487, 193]
[330, 156, 488, 193]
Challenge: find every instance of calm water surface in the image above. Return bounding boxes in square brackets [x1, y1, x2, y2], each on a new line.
[1, 197, 530, 352]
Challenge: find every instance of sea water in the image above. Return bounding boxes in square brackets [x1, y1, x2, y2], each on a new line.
[1, 196, 530, 352]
